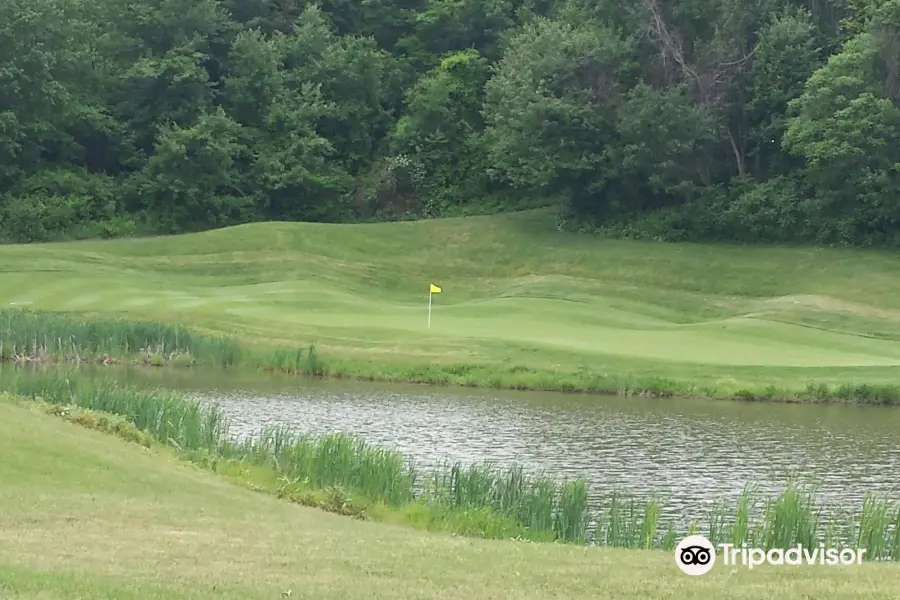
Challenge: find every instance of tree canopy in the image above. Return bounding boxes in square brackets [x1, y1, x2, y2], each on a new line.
[2, 0, 900, 246]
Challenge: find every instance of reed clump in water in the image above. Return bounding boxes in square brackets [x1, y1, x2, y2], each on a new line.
[234, 426, 417, 508]
[2, 368, 900, 557]
[0, 308, 323, 376]
[0, 309, 242, 367]
[418, 462, 592, 543]
[6, 371, 229, 451]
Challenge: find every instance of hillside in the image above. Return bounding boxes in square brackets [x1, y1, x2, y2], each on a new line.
[2, 210, 900, 394]
[1, 398, 898, 599]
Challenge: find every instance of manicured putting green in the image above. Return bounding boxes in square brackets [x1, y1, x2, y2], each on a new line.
[3, 209, 900, 387]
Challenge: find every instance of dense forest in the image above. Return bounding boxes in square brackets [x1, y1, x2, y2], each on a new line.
[2, 0, 900, 245]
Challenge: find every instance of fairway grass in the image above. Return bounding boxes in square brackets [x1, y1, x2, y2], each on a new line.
[4, 209, 900, 397]
[2, 402, 900, 600]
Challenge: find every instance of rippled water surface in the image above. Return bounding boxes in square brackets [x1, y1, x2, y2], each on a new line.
[79, 368, 900, 516]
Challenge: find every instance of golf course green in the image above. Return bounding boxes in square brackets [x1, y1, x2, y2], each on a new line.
[3, 208, 900, 398]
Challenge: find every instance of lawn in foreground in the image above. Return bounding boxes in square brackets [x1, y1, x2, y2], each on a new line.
[4, 209, 900, 394]
[1, 402, 899, 599]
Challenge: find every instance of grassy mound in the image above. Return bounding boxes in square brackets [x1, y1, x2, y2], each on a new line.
[4, 209, 900, 397]
[2, 398, 900, 599]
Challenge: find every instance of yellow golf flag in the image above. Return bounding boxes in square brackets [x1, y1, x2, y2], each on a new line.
[429, 283, 442, 293]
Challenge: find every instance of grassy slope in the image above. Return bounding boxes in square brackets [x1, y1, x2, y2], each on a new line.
[3, 209, 900, 391]
[1, 400, 899, 600]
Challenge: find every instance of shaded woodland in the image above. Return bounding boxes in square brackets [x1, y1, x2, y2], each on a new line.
[3, 0, 900, 245]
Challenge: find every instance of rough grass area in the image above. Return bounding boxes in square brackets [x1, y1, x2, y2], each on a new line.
[4, 209, 900, 399]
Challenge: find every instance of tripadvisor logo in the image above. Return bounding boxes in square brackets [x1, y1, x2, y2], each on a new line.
[675, 535, 868, 575]
[675, 535, 716, 576]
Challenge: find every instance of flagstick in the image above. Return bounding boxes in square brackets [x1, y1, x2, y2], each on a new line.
[428, 290, 432, 329]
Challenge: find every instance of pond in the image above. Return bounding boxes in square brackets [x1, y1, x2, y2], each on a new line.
[73, 365, 900, 520]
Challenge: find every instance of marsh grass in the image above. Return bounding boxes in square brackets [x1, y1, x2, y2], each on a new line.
[6, 309, 900, 405]
[595, 492, 668, 549]
[235, 426, 416, 507]
[856, 494, 900, 560]
[4, 370, 229, 451]
[2, 368, 900, 558]
[6, 310, 900, 404]
[0, 309, 242, 367]
[420, 462, 590, 542]
[699, 486, 900, 561]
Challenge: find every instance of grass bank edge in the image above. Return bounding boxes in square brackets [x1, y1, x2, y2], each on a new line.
[3, 308, 900, 405]
[0, 392, 550, 544]
[2, 372, 900, 560]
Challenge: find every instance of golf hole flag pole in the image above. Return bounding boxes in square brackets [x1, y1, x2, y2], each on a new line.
[428, 283, 441, 329]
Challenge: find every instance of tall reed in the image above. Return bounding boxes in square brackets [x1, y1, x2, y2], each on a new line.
[0, 309, 242, 367]
[234, 426, 417, 507]
[595, 492, 667, 549]
[422, 462, 590, 542]
[3, 370, 229, 451]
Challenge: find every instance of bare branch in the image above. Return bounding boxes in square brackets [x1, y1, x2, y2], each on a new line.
[643, 0, 758, 108]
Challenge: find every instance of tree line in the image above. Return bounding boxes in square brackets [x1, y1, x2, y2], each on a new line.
[2, 0, 900, 246]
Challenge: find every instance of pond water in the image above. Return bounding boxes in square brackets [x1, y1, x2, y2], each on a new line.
[75, 366, 900, 520]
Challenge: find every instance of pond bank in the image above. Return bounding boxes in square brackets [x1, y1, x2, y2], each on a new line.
[6, 398, 900, 600]
[72, 363, 900, 523]
[2, 368, 900, 559]
[4, 308, 900, 405]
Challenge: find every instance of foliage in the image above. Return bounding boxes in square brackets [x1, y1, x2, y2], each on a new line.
[3, 0, 900, 245]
